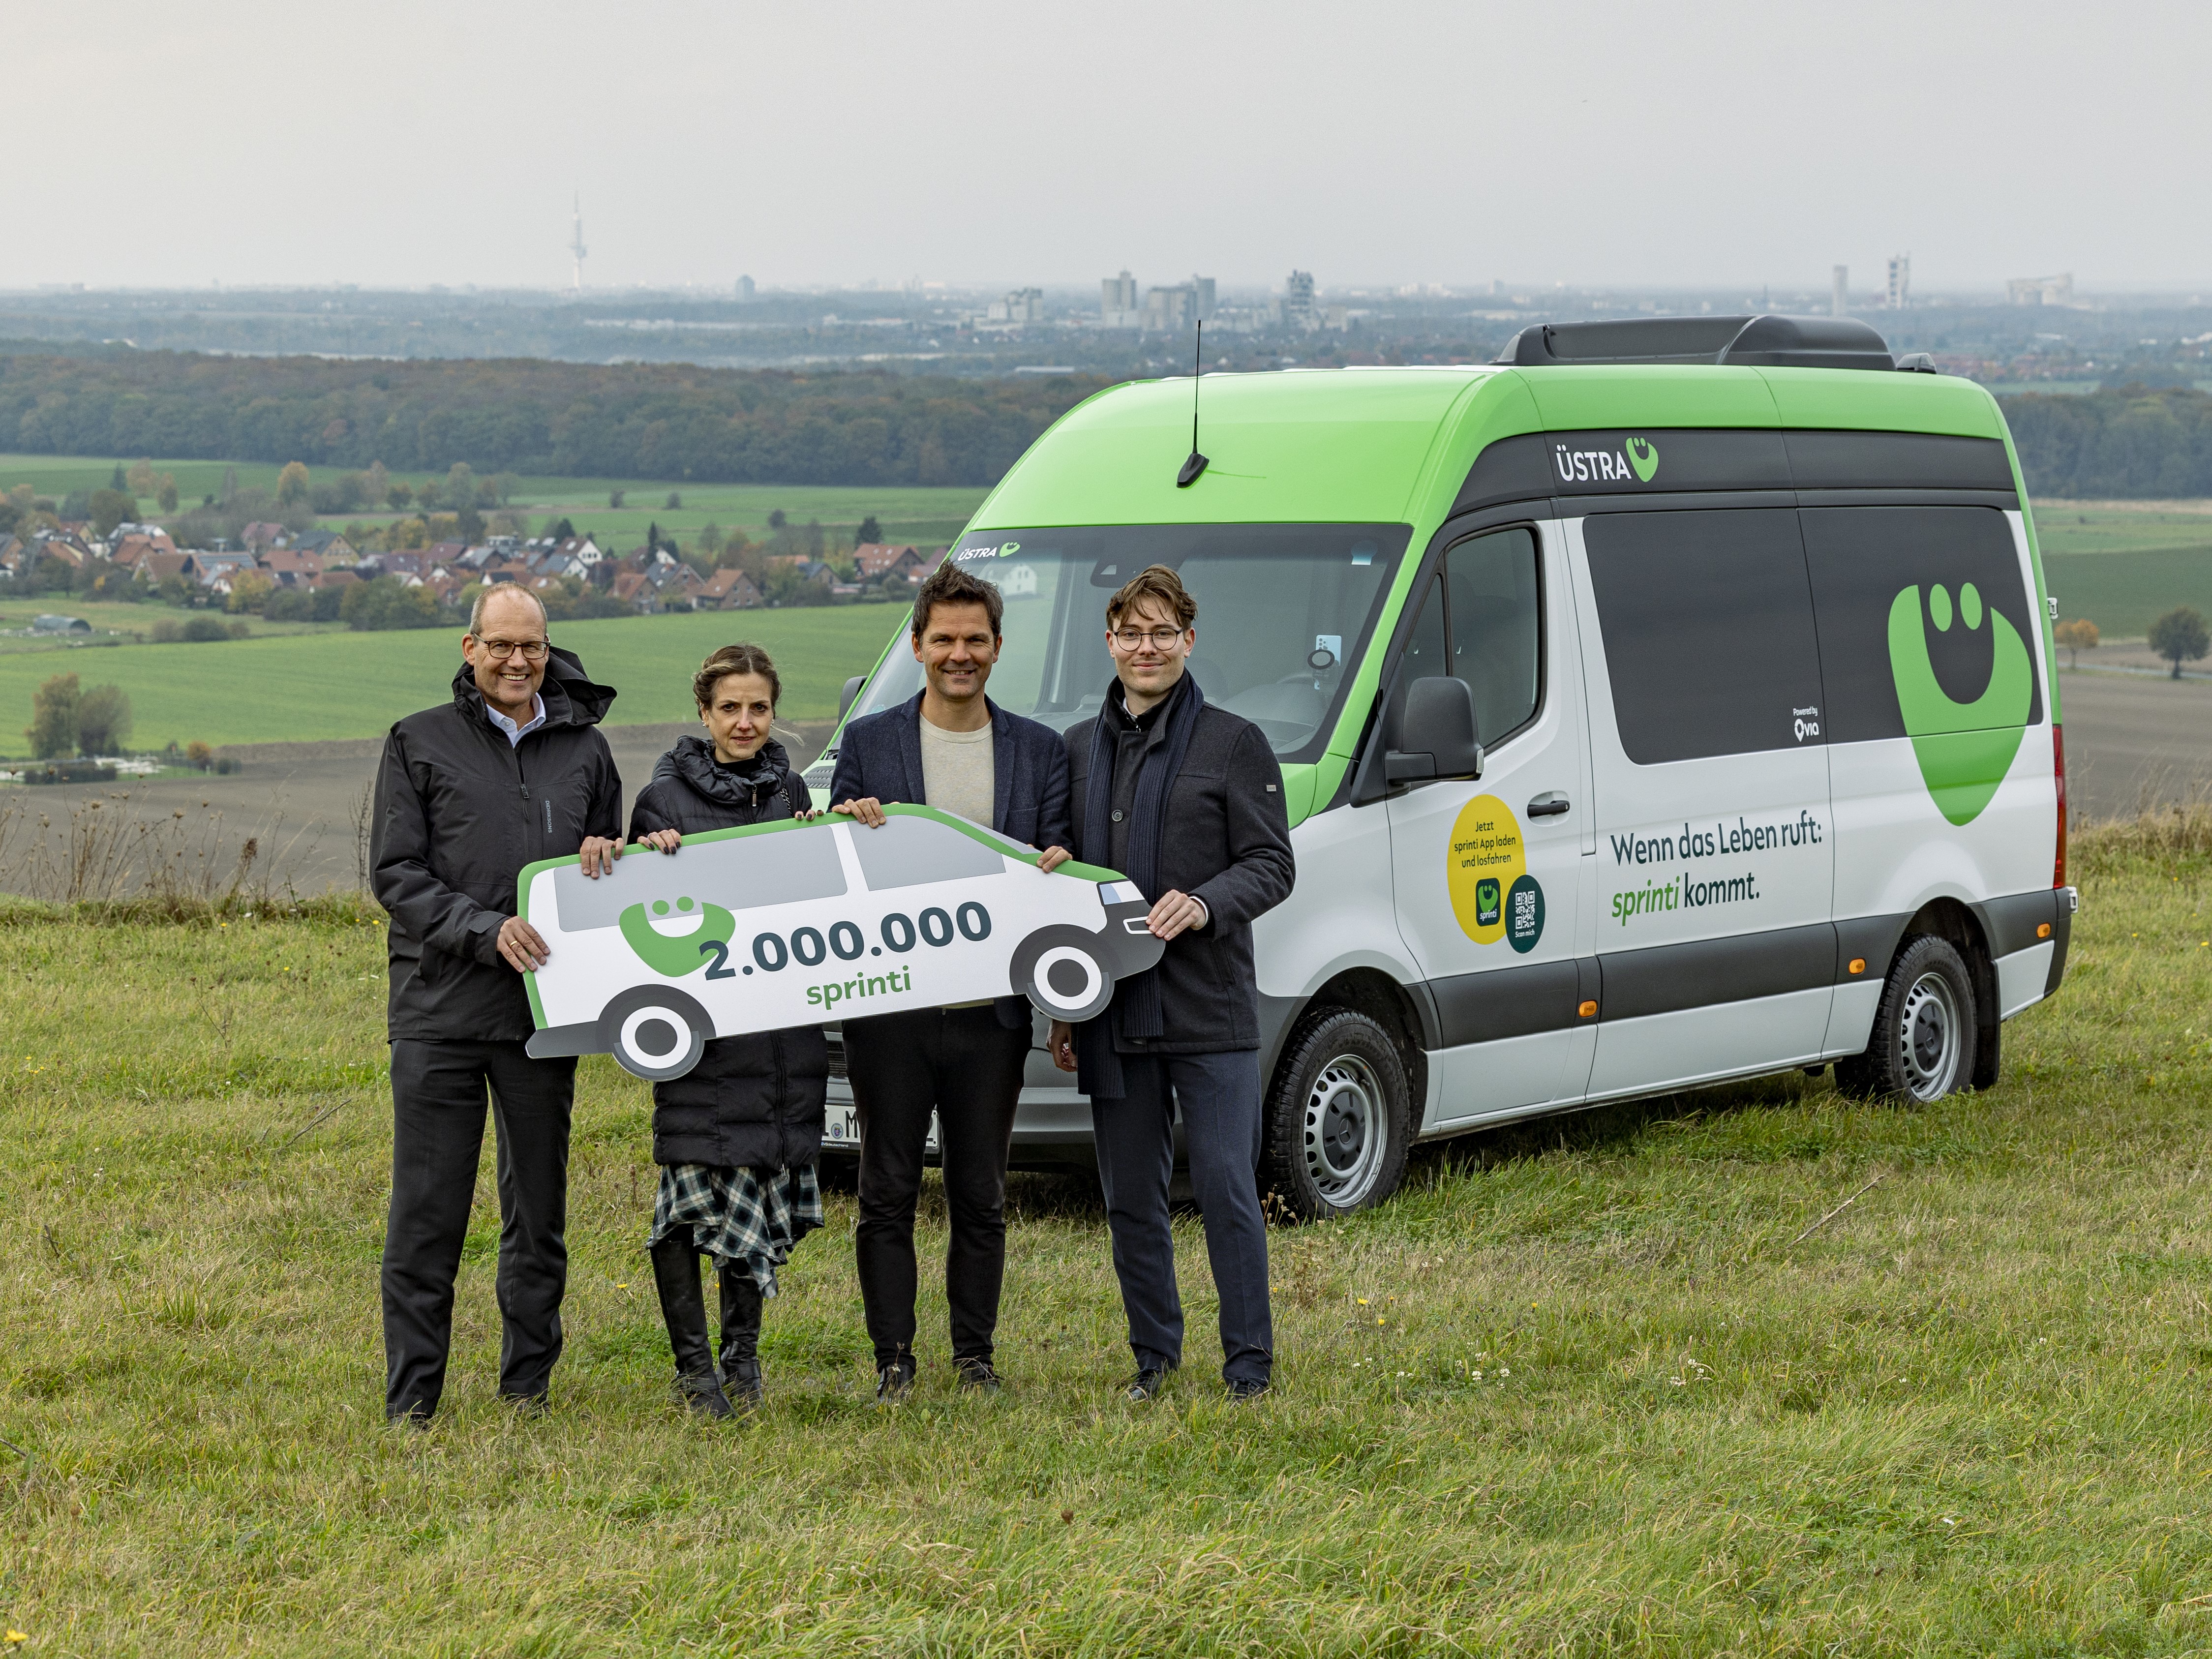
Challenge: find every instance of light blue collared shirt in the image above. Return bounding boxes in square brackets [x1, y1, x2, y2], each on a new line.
[485, 693, 545, 748]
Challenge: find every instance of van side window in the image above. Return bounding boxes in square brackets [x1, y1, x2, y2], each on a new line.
[1583, 509, 1825, 764]
[1799, 506, 2044, 741]
[1447, 527, 1541, 745]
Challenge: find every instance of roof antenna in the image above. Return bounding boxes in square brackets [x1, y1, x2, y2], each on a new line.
[1176, 321, 1209, 487]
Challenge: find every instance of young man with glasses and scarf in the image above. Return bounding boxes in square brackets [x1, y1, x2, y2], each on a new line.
[370, 584, 624, 1423]
[1048, 564, 1295, 1402]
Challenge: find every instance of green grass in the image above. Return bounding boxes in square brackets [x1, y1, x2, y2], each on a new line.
[0, 606, 904, 750]
[2032, 506, 2212, 557]
[0, 600, 341, 656]
[4, 839, 2212, 1652]
[2043, 546, 2212, 638]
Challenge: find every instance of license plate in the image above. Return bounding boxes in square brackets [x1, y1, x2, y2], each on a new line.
[821, 1107, 938, 1154]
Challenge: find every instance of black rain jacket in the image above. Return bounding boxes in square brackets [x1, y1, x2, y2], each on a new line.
[629, 735, 827, 1171]
[371, 649, 622, 1044]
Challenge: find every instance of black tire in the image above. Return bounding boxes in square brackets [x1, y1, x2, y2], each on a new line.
[1009, 925, 1116, 1022]
[1834, 934, 1978, 1102]
[600, 984, 711, 1082]
[1261, 1007, 1413, 1219]
[816, 1151, 860, 1193]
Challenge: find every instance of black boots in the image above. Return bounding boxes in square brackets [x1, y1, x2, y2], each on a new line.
[717, 1262, 764, 1409]
[649, 1236, 734, 1420]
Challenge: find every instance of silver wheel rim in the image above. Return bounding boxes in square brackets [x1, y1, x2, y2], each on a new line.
[1896, 970, 1962, 1101]
[1303, 1053, 1387, 1207]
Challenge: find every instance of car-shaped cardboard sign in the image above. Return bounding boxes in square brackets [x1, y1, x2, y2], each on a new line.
[518, 805, 1164, 1080]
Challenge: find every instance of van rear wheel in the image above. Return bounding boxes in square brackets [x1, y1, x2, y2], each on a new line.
[1262, 1008, 1412, 1219]
[1835, 935, 1978, 1103]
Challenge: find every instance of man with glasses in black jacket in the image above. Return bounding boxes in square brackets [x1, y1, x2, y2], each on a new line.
[1049, 564, 1295, 1403]
[371, 585, 624, 1423]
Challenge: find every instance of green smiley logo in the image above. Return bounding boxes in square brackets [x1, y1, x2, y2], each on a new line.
[619, 896, 738, 977]
[1625, 436, 1659, 483]
[1886, 581, 2033, 826]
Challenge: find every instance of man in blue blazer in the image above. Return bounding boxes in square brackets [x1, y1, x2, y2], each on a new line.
[830, 561, 1071, 1402]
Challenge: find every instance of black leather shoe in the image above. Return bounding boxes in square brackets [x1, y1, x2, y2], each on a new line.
[723, 1357, 763, 1411]
[874, 1355, 916, 1407]
[1124, 1367, 1170, 1403]
[954, 1357, 1003, 1395]
[503, 1391, 550, 1419]
[1226, 1377, 1273, 1404]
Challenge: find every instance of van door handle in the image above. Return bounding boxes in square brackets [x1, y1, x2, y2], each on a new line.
[1527, 792, 1571, 818]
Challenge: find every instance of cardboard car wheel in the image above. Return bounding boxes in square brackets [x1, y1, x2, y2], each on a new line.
[1010, 925, 1117, 1022]
[600, 984, 711, 1082]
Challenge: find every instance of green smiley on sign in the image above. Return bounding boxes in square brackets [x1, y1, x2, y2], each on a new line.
[619, 896, 738, 977]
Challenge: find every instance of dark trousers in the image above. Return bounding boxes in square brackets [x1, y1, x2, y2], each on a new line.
[382, 1039, 576, 1419]
[1091, 1048, 1274, 1386]
[845, 1006, 1029, 1368]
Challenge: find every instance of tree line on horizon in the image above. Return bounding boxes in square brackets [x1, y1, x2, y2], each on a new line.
[2, 344, 2212, 498]
[0, 348, 1108, 488]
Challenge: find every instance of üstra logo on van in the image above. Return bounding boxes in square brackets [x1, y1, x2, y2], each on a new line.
[1886, 582, 2033, 827]
[1552, 438, 1658, 485]
[619, 897, 738, 978]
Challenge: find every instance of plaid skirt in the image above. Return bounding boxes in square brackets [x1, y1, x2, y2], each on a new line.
[649, 1162, 823, 1296]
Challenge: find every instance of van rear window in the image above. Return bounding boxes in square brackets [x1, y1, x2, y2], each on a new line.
[1800, 506, 2043, 740]
[1583, 509, 1826, 764]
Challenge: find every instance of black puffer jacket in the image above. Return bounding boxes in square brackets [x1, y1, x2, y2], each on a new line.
[628, 735, 826, 1171]
[372, 649, 621, 1043]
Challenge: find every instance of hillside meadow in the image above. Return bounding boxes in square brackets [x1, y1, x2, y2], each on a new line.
[0, 606, 905, 750]
[4, 827, 2212, 1653]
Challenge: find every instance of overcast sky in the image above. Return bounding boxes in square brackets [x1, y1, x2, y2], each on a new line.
[12, 0, 2207, 295]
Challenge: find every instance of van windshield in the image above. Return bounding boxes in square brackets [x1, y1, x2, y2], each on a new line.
[851, 524, 1410, 760]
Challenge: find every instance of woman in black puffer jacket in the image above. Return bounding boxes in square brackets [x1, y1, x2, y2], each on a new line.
[628, 642, 827, 1418]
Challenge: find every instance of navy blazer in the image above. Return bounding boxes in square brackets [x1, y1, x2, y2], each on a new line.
[828, 692, 1073, 1031]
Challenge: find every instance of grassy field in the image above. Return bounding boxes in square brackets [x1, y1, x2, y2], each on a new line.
[2044, 547, 2212, 639]
[3, 831, 2212, 1653]
[0, 606, 904, 752]
[0, 454, 991, 552]
[0, 601, 340, 655]
[2032, 504, 2212, 557]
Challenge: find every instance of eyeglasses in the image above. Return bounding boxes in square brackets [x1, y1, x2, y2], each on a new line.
[1110, 627, 1186, 650]
[475, 637, 549, 661]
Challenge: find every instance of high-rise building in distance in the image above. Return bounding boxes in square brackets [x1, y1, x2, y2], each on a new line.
[1284, 270, 1317, 330]
[1886, 254, 1910, 310]
[1101, 270, 1139, 325]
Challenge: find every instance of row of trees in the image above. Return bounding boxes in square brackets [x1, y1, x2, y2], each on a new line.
[2002, 386, 2212, 498]
[0, 349, 1105, 486]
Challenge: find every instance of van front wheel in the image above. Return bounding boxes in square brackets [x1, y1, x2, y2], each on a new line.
[1262, 1008, 1412, 1219]
[1836, 935, 1978, 1102]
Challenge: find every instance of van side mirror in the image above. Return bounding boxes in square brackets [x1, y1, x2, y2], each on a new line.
[838, 674, 866, 721]
[1387, 677, 1483, 784]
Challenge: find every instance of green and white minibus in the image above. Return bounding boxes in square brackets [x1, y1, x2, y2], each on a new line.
[808, 315, 2075, 1216]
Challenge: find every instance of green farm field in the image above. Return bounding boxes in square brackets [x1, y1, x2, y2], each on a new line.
[6, 831, 2212, 1652]
[0, 606, 905, 751]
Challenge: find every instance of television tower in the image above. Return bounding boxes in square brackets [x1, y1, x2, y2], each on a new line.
[569, 194, 587, 292]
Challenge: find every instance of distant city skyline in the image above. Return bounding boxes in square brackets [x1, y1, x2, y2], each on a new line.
[11, 0, 2209, 293]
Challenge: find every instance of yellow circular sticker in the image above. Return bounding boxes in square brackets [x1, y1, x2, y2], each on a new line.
[1447, 794, 1526, 944]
